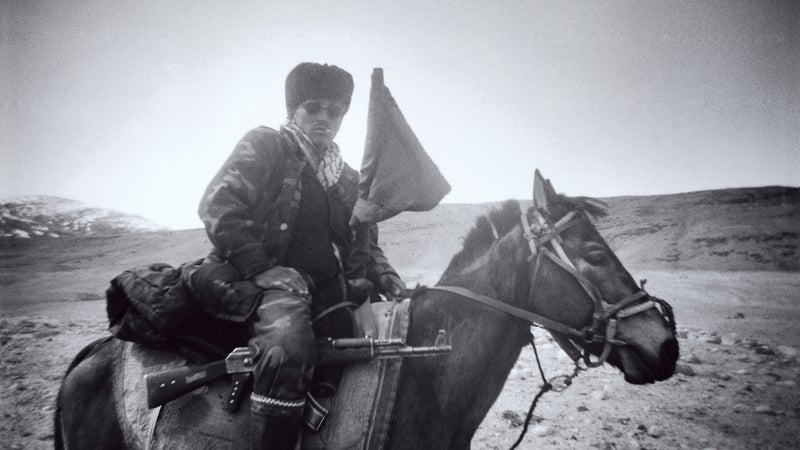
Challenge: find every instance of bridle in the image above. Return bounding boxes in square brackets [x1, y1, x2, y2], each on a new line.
[430, 203, 676, 367]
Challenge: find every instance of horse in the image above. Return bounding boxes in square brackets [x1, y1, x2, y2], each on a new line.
[56, 171, 678, 449]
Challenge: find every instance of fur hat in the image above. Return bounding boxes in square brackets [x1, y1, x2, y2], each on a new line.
[285, 63, 354, 115]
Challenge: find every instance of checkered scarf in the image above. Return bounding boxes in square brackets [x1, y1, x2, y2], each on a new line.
[281, 123, 344, 189]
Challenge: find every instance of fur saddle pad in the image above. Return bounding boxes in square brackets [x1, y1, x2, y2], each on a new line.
[119, 300, 410, 449]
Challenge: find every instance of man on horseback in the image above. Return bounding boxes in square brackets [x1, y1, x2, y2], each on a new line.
[185, 62, 405, 449]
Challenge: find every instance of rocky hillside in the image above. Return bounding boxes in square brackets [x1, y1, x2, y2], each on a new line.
[1, 186, 797, 305]
[0, 196, 164, 238]
[597, 186, 799, 271]
[380, 186, 800, 275]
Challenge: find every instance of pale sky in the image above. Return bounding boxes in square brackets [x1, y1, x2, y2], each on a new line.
[2, 0, 798, 229]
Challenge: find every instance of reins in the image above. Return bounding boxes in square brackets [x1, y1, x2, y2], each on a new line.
[508, 334, 583, 450]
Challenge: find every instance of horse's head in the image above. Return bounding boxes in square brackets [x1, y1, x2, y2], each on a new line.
[518, 170, 678, 384]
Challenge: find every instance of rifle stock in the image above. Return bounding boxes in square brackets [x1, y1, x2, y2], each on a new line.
[145, 360, 228, 408]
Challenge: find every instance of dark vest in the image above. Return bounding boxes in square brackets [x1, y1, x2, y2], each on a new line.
[283, 164, 347, 279]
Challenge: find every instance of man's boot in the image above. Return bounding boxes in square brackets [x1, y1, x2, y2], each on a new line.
[248, 346, 307, 450]
[250, 412, 301, 450]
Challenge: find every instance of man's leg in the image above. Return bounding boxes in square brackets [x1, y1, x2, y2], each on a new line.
[248, 289, 314, 450]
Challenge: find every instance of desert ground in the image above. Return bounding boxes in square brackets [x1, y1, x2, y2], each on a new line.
[2, 187, 799, 449]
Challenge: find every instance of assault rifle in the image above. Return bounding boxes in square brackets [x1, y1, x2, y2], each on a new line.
[144, 331, 450, 409]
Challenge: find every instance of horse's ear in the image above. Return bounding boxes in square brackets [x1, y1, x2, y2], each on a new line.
[533, 169, 550, 212]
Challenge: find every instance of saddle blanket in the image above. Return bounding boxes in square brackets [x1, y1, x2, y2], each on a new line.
[119, 300, 410, 449]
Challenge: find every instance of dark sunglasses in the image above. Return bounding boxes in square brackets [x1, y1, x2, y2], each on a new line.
[300, 100, 346, 119]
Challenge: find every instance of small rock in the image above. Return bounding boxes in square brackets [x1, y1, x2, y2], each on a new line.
[13, 381, 26, 391]
[742, 338, 759, 348]
[683, 354, 702, 364]
[775, 346, 799, 361]
[647, 425, 665, 438]
[734, 368, 749, 375]
[624, 438, 643, 450]
[577, 405, 589, 412]
[754, 404, 775, 415]
[732, 403, 748, 413]
[501, 410, 524, 428]
[33, 330, 60, 338]
[676, 330, 688, 339]
[721, 333, 741, 346]
[776, 380, 797, 387]
[755, 345, 775, 355]
[590, 390, 609, 401]
[675, 363, 696, 376]
[709, 371, 732, 381]
[532, 424, 552, 437]
[702, 335, 722, 344]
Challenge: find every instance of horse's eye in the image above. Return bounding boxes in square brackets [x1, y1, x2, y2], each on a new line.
[585, 251, 607, 265]
[583, 243, 607, 265]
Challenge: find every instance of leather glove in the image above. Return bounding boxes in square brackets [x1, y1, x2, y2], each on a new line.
[249, 266, 309, 296]
[378, 273, 406, 299]
[347, 277, 376, 304]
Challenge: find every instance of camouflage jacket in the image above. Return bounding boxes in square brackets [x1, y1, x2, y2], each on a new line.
[199, 126, 396, 289]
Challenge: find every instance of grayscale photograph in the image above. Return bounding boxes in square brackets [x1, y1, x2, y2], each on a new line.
[2, 1, 798, 449]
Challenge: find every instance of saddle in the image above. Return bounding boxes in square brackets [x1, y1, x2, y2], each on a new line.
[118, 300, 410, 449]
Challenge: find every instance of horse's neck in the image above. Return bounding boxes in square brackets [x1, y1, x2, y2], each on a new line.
[389, 243, 530, 448]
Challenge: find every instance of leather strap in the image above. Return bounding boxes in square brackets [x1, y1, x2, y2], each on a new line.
[427, 285, 587, 340]
[312, 301, 360, 324]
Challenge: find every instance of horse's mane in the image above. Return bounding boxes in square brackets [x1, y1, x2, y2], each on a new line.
[441, 194, 608, 277]
[443, 200, 522, 275]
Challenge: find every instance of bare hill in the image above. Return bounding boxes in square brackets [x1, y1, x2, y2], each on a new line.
[597, 186, 799, 272]
[379, 185, 800, 276]
[1, 186, 797, 306]
[0, 196, 164, 238]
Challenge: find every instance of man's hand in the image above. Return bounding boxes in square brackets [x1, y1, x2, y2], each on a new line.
[250, 266, 309, 296]
[378, 273, 406, 299]
[347, 277, 376, 304]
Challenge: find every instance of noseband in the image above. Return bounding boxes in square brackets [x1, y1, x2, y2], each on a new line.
[431, 204, 675, 367]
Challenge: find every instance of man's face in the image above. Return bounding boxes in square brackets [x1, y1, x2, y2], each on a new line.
[291, 99, 347, 149]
